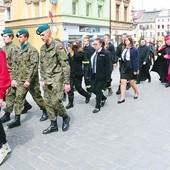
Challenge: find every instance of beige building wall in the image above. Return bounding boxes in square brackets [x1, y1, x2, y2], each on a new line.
[0, 3, 6, 47]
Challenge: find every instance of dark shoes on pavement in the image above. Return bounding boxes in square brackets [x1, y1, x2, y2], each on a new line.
[62, 115, 70, 132]
[40, 111, 48, 121]
[22, 102, 32, 114]
[43, 119, 58, 134]
[66, 103, 74, 109]
[85, 93, 91, 103]
[165, 83, 170, 88]
[0, 112, 10, 123]
[7, 115, 21, 129]
[92, 108, 100, 113]
[101, 97, 107, 107]
[117, 99, 125, 104]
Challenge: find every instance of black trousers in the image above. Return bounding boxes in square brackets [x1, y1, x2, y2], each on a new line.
[67, 75, 89, 103]
[138, 63, 151, 82]
[83, 64, 91, 92]
[91, 74, 107, 109]
[0, 108, 7, 148]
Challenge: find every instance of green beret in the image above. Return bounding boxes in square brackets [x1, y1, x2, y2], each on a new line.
[1, 28, 13, 36]
[16, 29, 29, 37]
[36, 24, 50, 35]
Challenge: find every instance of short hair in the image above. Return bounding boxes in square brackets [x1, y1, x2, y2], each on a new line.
[83, 36, 90, 40]
[23, 32, 29, 38]
[94, 38, 105, 48]
[104, 34, 110, 38]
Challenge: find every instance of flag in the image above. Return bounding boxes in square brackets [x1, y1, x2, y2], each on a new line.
[49, 11, 53, 19]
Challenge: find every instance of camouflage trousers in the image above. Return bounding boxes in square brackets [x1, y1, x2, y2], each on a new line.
[44, 83, 66, 121]
[14, 80, 46, 115]
[4, 86, 30, 113]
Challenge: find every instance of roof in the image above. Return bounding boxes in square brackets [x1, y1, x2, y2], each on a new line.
[138, 10, 161, 23]
[132, 10, 144, 20]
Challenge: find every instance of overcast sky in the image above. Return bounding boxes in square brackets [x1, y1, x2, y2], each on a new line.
[132, 0, 170, 10]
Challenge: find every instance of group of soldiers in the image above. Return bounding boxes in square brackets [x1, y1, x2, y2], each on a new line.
[0, 24, 70, 134]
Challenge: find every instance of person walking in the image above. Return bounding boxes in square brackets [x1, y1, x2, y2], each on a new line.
[65, 41, 91, 109]
[118, 36, 139, 103]
[0, 49, 12, 165]
[0, 29, 32, 123]
[36, 24, 70, 134]
[136, 39, 151, 84]
[7, 29, 48, 129]
[90, 38, 111, 113]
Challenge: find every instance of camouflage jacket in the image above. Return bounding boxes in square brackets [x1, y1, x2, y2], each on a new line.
[40, 38, 70, 85]
[2, 42, 19, 79]
[14, 43, 39, 83]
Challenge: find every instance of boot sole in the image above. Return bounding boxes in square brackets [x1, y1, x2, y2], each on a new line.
[7, 123, 21, 129]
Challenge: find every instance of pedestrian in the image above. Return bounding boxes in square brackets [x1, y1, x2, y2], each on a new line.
[115, 33, 131, 95]
[0, 29, 32, 123]
[0, 49, 12, 165]
[36, 24, 70, 134]
[65, 41, 91, 109]
[103, 34, 116, 96]
[90, 38, 111, 113]
[136, 39, 151, 84]
[151, 35, 170, 87]
[7, 29, 48, 129]
[83, 36, 94, 93]
[118, 36, 139, 103]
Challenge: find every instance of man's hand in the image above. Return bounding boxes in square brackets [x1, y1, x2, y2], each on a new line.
[24, 81, 30, 88]
[64, 84, 71, 93]
[11, 80, 17, 87]
[0, 99, 3, 107]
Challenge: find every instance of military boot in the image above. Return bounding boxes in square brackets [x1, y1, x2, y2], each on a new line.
[7, 115, 21, 129]
[40, 109, 48, 121]
[0, 112, 10, 123]
[43, 119, 58, 134]
[65, 98, 74, 109]
[107, 87, 113, 96]
[62, 115, 70, 131]
[22, 102, 32, 114]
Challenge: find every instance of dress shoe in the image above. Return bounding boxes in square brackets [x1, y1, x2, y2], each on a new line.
[117, 99, 125, 104]
[43, 120, 58, 134]
[65, 103, 74, 109]
[116, 89, 121, 95]
[0, 112, 10, 123]
[101, 97, 107, 107]
[40, 110, 48, 121]
[7, 115, 21, 129]
[134, 93, 139, 99]
[165, 83, 170, 88]
[62, 115, 70, 131]
[85, 94, 91, 103]
[136, 81, 140, 84]
[22, 102, 32, 114]
[148, 79, 151, 83]
[92, 108, 100, 113]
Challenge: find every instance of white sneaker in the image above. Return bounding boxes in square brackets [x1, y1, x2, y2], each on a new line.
[0, 148, 8, 165]
[2, 142, 11, 154]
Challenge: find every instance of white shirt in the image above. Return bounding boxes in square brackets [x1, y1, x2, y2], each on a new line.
[122, 48, 130, 61]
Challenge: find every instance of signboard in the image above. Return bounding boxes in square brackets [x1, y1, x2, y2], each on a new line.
[79, 26, 100, 33]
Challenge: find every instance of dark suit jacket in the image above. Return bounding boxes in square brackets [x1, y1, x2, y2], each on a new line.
[129, 47, 139, 72]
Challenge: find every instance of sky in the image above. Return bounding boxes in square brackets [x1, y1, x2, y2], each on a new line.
[132, 0, 170, 11]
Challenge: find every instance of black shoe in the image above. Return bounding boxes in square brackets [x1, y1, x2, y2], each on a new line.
[40, 110, 48, 121]
[116, 86, 121, 95]
[101, 98, 107, 107]
[126, 83, 131, 90]
[85, 94, 91, 103]
[92, 108, 100, 113]
[148, 79, 151, 83]
[136, 81, 140, 84]
[62, 92, 66, 102]
[7, 115, 21, 129]
[65, 103, 74, 109]
[43, 120, 58, 134]
[117, 99, 125, 104]
[165, 83, 170, 88]
[22, 102, 32, 114]
[0, 112, 10, 123]
[62, 115, 70, 131]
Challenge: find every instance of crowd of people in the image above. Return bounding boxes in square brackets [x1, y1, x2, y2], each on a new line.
[0, 24, 170, 164]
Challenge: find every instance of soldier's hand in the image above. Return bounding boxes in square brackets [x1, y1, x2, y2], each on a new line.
[11, 80, 17, 87]
[40, 81, 45, 90]
[64, 84, 71, 93]
[0, 99, 3, 107]
[24, 81, 30, 88]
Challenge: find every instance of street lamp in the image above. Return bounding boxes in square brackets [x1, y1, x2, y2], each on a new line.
[140, 25, 149, 39]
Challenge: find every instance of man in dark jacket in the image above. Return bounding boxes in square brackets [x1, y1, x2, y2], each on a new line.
[137, 39, 151, 84]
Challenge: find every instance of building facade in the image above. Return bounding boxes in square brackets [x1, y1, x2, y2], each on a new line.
[0, 0, 6, 47]
[3, 0, 133, 49]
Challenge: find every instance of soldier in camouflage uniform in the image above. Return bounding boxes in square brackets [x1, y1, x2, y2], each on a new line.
[7, 29, 48, 129]
[0, 29, 33, 123]
[36, 24, 71, 134]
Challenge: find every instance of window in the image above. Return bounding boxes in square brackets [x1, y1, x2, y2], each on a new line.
[124, 6, 128, 22]
[162, 32, 164, 36]
[72, 1, 76, 15]
[6, 7, 11, 20]
[158, 19, 160, 22]
[158, 25, 160, 29]
[168, 18, 170, 22]
[162, 25, 164, 29]
[150, 32, 152, 37]
[116, 4, 120, 21]
[98, 5, 102, 18]
[150, 25, 152, 29]
[158, 32, 160, 36]
[86, 3, 91, 16]
[162, 19, 164, 22]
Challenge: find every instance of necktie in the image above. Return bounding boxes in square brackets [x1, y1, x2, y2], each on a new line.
[92, 52, 98, 73]
[123, 49, 128, 61]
